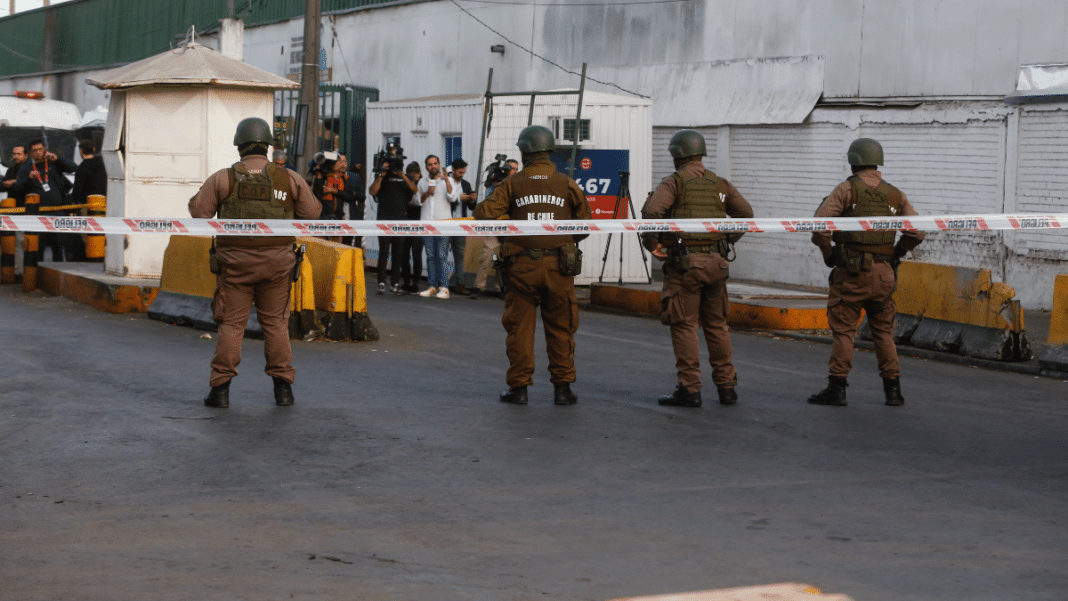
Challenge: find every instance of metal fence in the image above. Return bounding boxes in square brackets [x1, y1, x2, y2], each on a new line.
[274, 84, 379, 168]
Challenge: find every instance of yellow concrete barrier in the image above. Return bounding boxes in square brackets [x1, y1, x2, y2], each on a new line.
[150, 235, 377, 342]
[886, 261, 1028, 361]
[1037, 274, 1068, 374]
[289, 244, 321, 339]
[1047, 274, 1068, 346]
[894, 261, 1022, 331]
[300, 237, 379, 341]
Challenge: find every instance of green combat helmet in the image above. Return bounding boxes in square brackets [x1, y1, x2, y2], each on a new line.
[233, 117, 274, 147]
[847, 138, 883, 166]
[668, 129, 706, 158]
[516, 125, 555, 153]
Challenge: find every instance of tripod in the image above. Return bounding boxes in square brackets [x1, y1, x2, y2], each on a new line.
[599, 171, 651, 284]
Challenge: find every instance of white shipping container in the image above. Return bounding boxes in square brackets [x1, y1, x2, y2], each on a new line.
[365, 89, 653, 285]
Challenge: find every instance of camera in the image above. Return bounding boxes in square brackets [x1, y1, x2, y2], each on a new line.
[484, 153, 511, 187]
[373, 141, 406, 176]
[310, 150, 339, 176]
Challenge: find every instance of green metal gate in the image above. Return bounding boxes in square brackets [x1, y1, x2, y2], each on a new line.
[274, 84, 379, 168]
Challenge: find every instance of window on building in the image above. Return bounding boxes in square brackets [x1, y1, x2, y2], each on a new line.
[444, 135, 462, 166]
[552, 118, 590, 143]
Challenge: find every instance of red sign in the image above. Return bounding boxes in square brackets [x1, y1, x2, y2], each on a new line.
[580, 157, 592, 170]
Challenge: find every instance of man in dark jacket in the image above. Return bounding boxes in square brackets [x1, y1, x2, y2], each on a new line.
[13, 139, 77, 261]
[72, 139, 107, 206]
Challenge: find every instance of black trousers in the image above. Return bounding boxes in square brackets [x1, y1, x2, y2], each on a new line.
[401, 236, 424, 286]
[376, 236, 404, 285]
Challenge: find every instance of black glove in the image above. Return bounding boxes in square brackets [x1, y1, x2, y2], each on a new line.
[821, 246, 837, 268]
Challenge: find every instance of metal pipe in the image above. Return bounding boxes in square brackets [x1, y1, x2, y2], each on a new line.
[474, 68, 493, 201]
[567, 63, 587, 179]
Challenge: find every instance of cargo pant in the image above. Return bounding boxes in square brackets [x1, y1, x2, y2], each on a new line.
[502, 254, 579, 387]
[473, 236, 501, 290]
[826, 260, 899, 379]
[210, 246, 297, 388]
[660, 252, 736, 393]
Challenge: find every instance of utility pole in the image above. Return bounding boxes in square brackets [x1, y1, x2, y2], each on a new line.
[298, 0, 321, 177]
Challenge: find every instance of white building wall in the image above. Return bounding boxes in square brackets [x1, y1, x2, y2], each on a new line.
[1006, 105, 1068, 309]
[651, 127, 720, 188]
[860, 120, 1008, 276]
[724, 123, 849, 289]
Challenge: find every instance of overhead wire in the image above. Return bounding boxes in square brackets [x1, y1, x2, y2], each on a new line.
[449, 0, 650, 98]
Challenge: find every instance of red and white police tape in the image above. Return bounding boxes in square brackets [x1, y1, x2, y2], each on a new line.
[0, 214, 1064, 236]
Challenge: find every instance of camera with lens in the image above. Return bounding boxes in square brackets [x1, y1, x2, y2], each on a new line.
[373, 141, 406, 176]
[310, 150, 339, 176]
[484, 153, 511, 187]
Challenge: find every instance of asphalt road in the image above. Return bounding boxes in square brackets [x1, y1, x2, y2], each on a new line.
[1, 286, 1066, 601]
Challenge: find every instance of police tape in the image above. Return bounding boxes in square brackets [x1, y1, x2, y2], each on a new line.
[0, 214, 1065, 236]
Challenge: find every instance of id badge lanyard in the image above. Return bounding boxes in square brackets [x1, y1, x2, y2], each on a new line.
[33, 159, 50, 193]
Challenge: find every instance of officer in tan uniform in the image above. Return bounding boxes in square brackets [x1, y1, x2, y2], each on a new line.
[473, 125, 592, 405]
[189, 118, 321, 408]
[807, 138, 924, 407]
[641, 130, 754, 408]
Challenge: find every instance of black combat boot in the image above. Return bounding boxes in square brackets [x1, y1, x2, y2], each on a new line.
[203, 380, 230, 408]
[553, 383, 578, 405]
[807, 376, 848, 406]
[717, 387, 738, 405]
[883, 377, 905, 406]
[273, 377, 295, 406]
[499, 386, 528, 405]
[658, 385, 702, 408]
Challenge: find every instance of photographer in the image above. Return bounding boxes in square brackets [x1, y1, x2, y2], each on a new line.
[337, 156, 366, 247]
[369, 143, 416, 294]
[400, 161, 424, 294]
[310, 151, 343, 221]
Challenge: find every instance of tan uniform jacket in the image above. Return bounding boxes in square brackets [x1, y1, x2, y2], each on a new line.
[811, 169, 925, 255]
[641, 159, 754, 251]
[188, 154, 322, 262]
[473, 156, 592, 256]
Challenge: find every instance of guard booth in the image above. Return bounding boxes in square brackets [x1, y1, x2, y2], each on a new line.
[364, 89, 653, 285]
[87, 39, 298, 278]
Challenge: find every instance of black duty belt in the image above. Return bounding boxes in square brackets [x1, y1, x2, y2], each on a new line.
[517, 248, 561, 260]
[683, 244, 720, 254]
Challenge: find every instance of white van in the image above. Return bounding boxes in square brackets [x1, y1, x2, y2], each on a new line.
[0, 91, 82, 168]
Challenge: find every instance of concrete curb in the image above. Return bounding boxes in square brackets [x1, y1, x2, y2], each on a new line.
[589, 283, 830, 330]
[39, 263, 158, 314]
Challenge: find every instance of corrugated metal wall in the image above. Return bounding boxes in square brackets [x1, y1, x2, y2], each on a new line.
[0, 0, 411, 79]
[726, 124, 847, 285]
[1015, 108, 1068, 259]
[651, 126, 719, 189]
[861, 122, 1007, 271]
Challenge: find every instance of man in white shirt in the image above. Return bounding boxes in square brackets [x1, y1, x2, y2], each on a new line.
[416, 155, 455, 298]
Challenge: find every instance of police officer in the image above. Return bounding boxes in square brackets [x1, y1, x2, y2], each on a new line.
[641, 130, 754, 408]
[807, 138, 924, 407]
[188, 117, 321, 408]
[473, 125, 592, 405]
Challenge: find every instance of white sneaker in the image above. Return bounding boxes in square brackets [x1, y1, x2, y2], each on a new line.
[377, 282, 386, 295]
[435, 287, 450, 299]
[418, 287, 437, 298]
